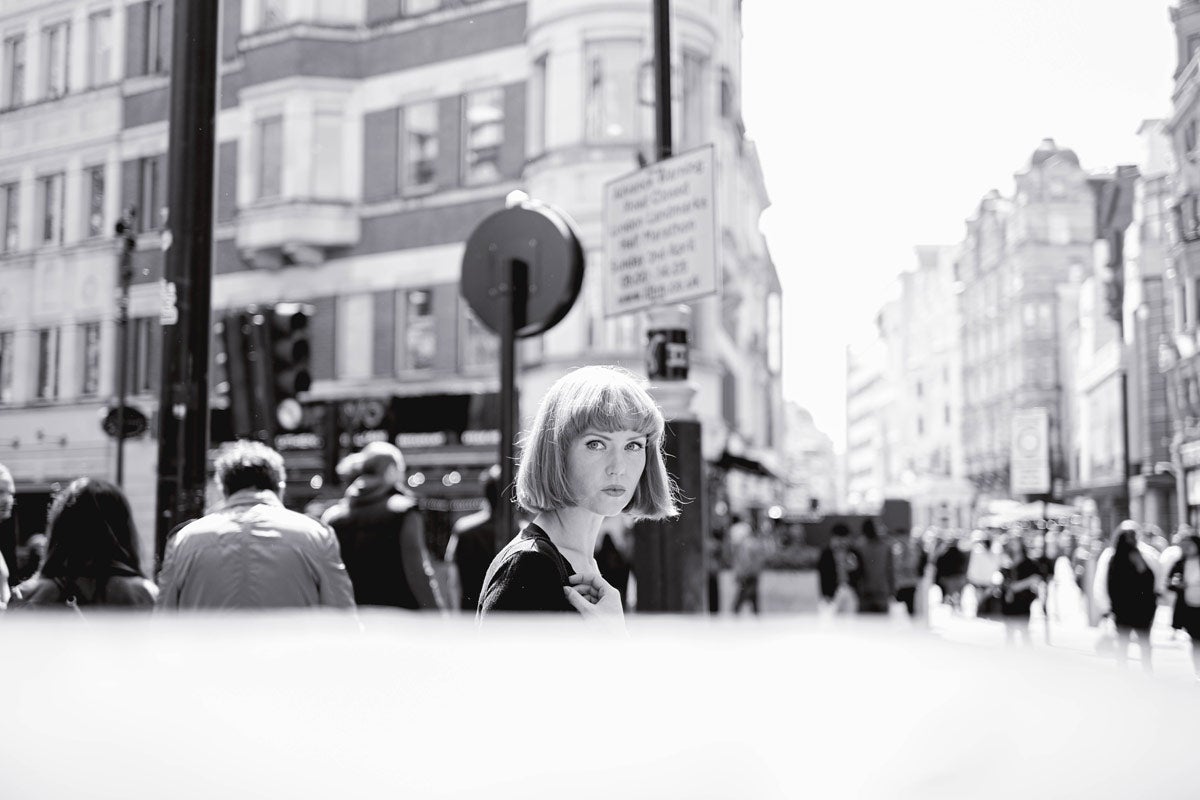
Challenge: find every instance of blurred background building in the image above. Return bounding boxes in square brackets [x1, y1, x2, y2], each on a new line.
[0, 0, 786, 567]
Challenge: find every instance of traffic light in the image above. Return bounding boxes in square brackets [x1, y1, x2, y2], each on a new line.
[265, 303, 313, 432]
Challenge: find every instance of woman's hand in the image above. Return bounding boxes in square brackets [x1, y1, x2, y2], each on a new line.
[564, 573, 626, 633]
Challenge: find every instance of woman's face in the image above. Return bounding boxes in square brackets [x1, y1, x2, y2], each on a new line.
[566, 428, 648, 517]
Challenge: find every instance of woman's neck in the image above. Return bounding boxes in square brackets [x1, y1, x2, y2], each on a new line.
[533, 507, 604, 566]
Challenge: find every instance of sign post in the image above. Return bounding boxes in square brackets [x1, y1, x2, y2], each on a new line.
[461, 197, 585, 550]
[1011, 408, 1051, 498]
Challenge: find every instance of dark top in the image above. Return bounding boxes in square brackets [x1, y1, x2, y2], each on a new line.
[451, 514, 497, 612]
[1108, 554, 1157, 630]
[817, 545, 860, 599]
[935, 545, 968, 581]
[1001, 558, 1040, 617]
[10, 574, 156, 609]
[323, 487, 420, 609]
[477, 524, 577, 619]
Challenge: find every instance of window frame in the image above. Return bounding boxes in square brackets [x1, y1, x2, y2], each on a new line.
[3, 34, 26, 109]
[85, 164, 105, 239]
[461, 87, 506, 187]
[41, 20, 70, 100]
[399, 100, 439, 196]
[398, 287, 437, 372]
[137, 156, 160, 232]
[79, 321, 102, 397]
[0, 331, 14, 404]
[35, 326, 61, 401]
[37, 172, 65, 245]
[583, 39, 641, 145]
[256, 115, 284, 200]
[459, 299, 498, 373]
[1, 182, 18, 253]
[87, 10, 113, 87]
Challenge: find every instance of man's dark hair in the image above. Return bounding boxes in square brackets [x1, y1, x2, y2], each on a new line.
[214, 440, 286, 497]
[831, 523, 850, 538]
[862, 519, 878, 539]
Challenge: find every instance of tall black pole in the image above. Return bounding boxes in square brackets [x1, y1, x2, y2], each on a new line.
[497, 258, 527, 553]
[114, 207, 136, 488]
[653, 0, 673, 161]
[154, 1, 220, 566]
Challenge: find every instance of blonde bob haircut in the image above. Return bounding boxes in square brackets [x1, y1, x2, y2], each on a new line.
[516, 365, 678, 520]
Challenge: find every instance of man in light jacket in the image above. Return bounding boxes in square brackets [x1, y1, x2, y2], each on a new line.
[157, 441, 355, 610]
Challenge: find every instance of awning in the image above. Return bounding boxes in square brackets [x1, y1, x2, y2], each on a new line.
[712, 449, 779, 480]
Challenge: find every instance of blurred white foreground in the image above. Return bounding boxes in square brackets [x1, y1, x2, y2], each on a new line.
[1, 612, 1197, 799]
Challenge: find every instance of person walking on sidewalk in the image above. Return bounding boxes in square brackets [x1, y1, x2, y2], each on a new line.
[999, 535, 1042, 646]
[1103, 525, 1159, 673]
[818, 523, 860, 615]
[966, 532, 1001, 618]
[323, 441, 446, 612]
[477, 366, 676, 628]
[158, 441, 355, 610]
[730, 515, 767, 615]
[891, 528, 927, 617]
[854, 519, 894, 614]
[0, 463, 14, 608]
[8, 477, 157, 611]
[445, 465, 502, 613]
[1167, 533, 1200, 678]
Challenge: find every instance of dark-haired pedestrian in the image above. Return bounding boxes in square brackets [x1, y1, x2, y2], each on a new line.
[9, 477, 156, 610]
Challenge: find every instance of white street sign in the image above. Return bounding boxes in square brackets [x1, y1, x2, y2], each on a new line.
[602, 145, 717, 316]
[1010, 407, 1050, 496]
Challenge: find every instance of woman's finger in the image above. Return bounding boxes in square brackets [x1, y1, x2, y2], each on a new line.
[564, 586, 597, 613]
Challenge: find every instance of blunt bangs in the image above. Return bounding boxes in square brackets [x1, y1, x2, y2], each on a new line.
[516, 366, 678, 520]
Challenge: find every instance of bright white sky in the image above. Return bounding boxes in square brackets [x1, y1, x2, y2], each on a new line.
[741, 0, 1177, 451]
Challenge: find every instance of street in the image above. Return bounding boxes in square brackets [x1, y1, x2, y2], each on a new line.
[719, 566, 1198, 685]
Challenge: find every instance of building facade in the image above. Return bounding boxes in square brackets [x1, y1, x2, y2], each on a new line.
[957, 141, 1094, 515]
[0, 0, 784, 567]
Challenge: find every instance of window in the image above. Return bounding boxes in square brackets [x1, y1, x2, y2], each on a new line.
[460, 302, 498, 371]
[312, 111, 342, 198]
[681, 49, 707, 148]
[257, 116, 283, 199]
[137, 157, 159, 232]
[917, 416, 924, 436]
[403, 0, 441, 15]
[1187, 121, 1198, 156]
[0, 332, 13, 403]
[584, 40, 639, 143]
[42, 21, 69, 99]
[1, 183, 18, 253]
[3, 35, 25, 108]
[719, 66, 735, 119]
[131, 317, 159, 394]
[85, 166, 105, 238]
[400, 102, 438, 193]
[35, 327, 61, 401]
[38, 173, 64, 245]
[403, 289, 436, 370]
[146, 0, 166, 74]
[80, 322, 101, 397]
[88, 11, 113, 86]
[463, 88, 504, 185]
[1190, 34, 1200, 64]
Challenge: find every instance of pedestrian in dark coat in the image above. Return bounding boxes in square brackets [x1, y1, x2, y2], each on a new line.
[322, 441, 446, 611]
[1106, 526, 1157, 672]
[1167, 534, 1200, 677]
[853, 519, 894, 614]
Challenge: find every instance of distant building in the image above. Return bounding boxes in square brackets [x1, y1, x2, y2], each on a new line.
[957, 140, 1094, 514]
[780, 401, 836, 515]
[845, 324, 890, 511]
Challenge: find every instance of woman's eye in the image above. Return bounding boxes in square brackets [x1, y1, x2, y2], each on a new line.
[586, 440, 605, 450]
[626, 441, 645, 451]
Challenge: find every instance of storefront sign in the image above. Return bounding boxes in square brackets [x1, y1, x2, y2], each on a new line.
[1011, 408, 1050, 495]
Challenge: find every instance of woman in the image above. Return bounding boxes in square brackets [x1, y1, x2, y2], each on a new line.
[1106, 526, 1157, 672]
[9, 478, 156, 610]
[999, 535, 1041, 645]
[477, 366, 677, 627]
[1167, 534, 1200, 677]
